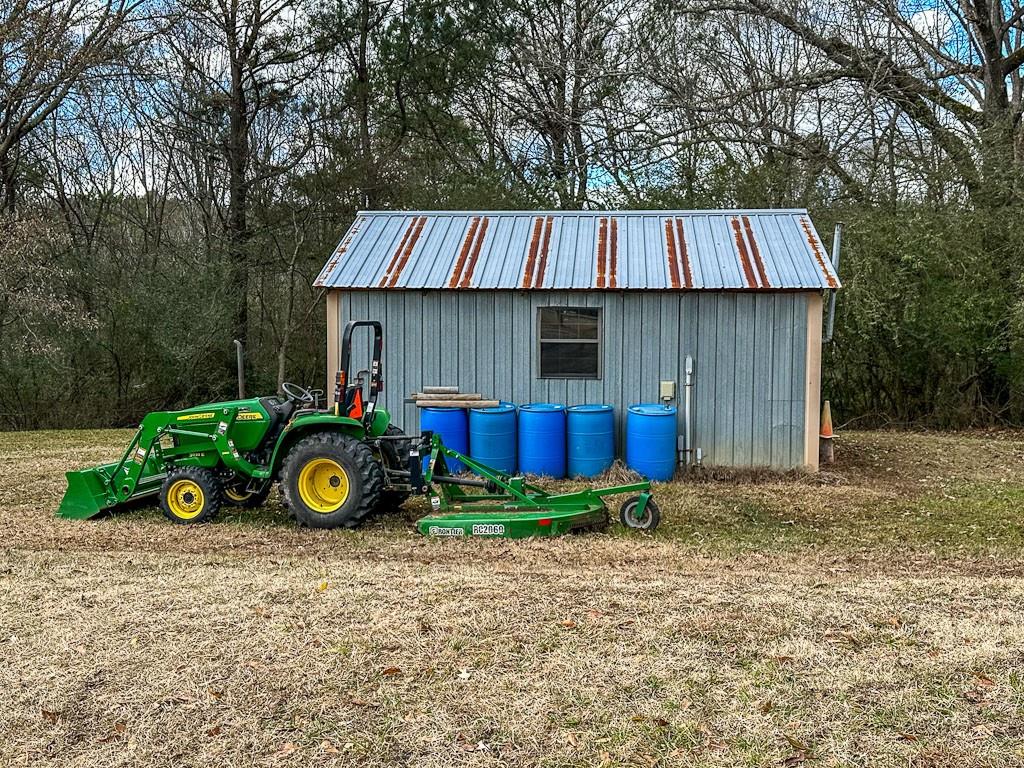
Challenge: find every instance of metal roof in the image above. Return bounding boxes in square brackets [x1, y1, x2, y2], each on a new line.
[314, 209, 840, 291]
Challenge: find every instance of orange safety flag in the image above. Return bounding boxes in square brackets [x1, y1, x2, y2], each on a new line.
[348, 389, 364, 420]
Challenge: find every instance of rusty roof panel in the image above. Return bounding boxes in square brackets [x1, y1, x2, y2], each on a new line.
[316, 209, 840, 291]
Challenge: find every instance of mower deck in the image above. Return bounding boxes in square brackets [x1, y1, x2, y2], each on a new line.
[413, 435, 658, 538]
[417, 503, 609, 538]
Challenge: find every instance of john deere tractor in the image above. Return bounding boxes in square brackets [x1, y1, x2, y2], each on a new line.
[58, 321, 661, 536]
[58, 321, 413, 528]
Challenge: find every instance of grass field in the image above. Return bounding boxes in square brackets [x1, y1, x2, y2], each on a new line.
[2, 429, 1023, 767]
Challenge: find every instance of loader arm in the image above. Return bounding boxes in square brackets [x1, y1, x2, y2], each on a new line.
[58, 405, 275, 520]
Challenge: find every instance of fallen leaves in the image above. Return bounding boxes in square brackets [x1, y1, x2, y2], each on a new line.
[782, 733, 813, 764]
[381, 666, 402, 677]
[274, 742, 298, 757]
[41, 709, 62, 724]
[964, 675, 996, 704]
[98, 721, 128, 743]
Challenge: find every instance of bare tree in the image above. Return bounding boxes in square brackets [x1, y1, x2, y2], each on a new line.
[651, 0, 1024, 207]
[146, 0, 320, 350]
[470, 0, 642, 208]
[0, 0, 145, 212]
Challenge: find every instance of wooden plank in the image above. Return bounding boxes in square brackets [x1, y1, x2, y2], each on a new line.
[803, 293, 823, 470]
[411, 393, 482, 400]
[422, 386, 460, 394]
[415, 399, 499, 409]
[326, 291, 340, 393]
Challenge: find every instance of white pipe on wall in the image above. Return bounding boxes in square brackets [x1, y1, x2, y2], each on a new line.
[684, 355, 694, 465]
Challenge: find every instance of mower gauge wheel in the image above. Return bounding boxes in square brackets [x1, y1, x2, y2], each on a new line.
[618, 495, 661, 532]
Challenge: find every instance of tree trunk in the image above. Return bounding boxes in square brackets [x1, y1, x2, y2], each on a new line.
[227, 39, 250, 352]
[0, 149, 16, 215]
[357, 0, 374, 208]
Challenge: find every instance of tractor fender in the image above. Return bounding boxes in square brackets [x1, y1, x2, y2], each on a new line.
[268, 414, 367, 478]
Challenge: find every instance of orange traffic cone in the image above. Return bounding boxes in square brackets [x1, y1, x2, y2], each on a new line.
[820, 400, 833, 439]
[819, 400, 835, 465]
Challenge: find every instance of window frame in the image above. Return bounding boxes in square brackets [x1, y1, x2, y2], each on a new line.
[536, 306, 603, 380]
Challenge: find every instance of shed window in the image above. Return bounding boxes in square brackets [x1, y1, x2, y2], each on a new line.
[538, 307, 601, 379]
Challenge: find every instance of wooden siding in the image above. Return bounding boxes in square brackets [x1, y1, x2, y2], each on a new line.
[330, 290, 812, 469]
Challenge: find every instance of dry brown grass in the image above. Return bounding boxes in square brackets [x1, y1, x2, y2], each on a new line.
[2, 428, 1024, 766]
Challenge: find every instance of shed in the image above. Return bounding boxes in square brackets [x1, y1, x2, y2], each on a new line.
[315, 209, 839, 470]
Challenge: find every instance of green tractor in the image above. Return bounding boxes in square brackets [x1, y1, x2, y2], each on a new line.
[58, 321, 412, 528]
[58, 321, 661, 536]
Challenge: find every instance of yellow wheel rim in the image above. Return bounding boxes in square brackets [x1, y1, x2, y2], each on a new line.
[225, 486, 251, 502]
[167, 479, 205, 520]
[297, 458, 350, 514]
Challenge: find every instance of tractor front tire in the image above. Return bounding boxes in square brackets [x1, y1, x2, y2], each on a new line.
[281, 432, 383, 529]
[160, 467, 222, 524]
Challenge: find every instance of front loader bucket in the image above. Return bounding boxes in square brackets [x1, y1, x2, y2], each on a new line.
[57, 461, 164, 520]
[57, 464, 119, 520]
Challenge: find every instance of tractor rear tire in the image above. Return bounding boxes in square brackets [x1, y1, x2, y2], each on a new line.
[374, 424, 412, 514]
[281, 432, 383, 529]
[160, 467, 222, 524]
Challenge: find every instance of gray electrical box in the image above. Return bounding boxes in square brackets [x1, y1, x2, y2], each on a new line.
[659, 380, 676, 402]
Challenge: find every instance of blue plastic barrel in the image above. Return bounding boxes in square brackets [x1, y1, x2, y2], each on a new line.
[420, 407, 468, 473]
[626, 404, 678, 481]
[518, 403, 566, 478]
[469, 402, 517, 474]
[567, 405, 615, 478]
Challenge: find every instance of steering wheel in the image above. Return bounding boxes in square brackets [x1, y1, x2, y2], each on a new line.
[281, 382, 314, 404]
